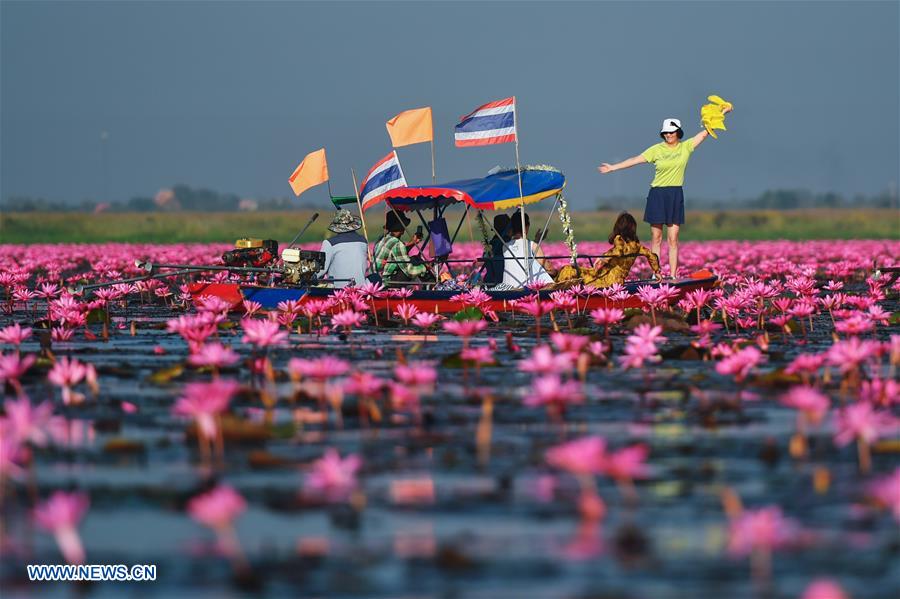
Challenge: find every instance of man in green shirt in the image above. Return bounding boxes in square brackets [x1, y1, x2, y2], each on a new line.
[373, 210, 429, 283]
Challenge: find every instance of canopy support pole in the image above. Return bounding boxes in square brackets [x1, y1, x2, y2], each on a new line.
[350, 168, 375, 273]
[535, 193, 561, 249]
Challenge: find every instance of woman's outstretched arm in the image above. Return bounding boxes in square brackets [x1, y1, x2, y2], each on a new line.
[690, 129, 710, 150]
[598, 154, 646, 174]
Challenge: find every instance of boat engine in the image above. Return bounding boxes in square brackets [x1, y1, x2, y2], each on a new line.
[222, 238, 279, 267]
[281, 248, 326, 284]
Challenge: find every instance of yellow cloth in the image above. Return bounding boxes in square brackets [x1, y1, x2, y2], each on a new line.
[700, 95, 733, 139]
[555, 236, 660, 288]
[641, 141, 695, 187]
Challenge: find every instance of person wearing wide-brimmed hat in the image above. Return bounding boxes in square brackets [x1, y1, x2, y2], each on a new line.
[373, 210, 428, 283]
[316, 210, 368, 288]
[597, 108, 732, 278]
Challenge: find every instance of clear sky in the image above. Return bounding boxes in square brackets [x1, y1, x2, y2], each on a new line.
[1, 0, 898, 209]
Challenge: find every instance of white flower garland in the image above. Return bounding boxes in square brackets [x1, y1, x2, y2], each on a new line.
[556, 194, 577, 263]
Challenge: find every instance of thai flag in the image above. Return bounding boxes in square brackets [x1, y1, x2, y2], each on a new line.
[454, 97, 517, 147]
[359, 150, 407, 210]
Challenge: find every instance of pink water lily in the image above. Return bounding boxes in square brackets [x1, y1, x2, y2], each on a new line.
[288, 356, 350, 381]
[867, 467, 900, 524]
[241, 317, 288, 348]
[188, 485, 247, 530]
[715, 346, 765, 383]
[331, 309, 366, 330]
[524, 375, 584, 412]
[48, 357, 90, 405]
[3, 396, 62, 447]
[393, 302, 419, 325]
[833, 403, 898, 447]
[460, 346, 495, 366]
[33, 491, 90, 564]
[519, 345, 574, 374]
[601, 444, 650, 482]
[305, 449, 362, 502]
[546, 436, 606, 475]
[0, 352, 36, 394]
[173, 379, 238, 460]
[780, 386, 830, 425]
[188, 342, 240, 370]
[727, 506, 798, 557]
[550, 332, 589, 355]
[394, 362, 437, 387]
[590, 307, 625, 338]
[800, 580, 849, 599]
[0, 323, 32, 348]
[410, 312, 443, 330]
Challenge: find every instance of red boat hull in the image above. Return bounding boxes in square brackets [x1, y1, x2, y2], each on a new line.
[189, 270, 717, 314]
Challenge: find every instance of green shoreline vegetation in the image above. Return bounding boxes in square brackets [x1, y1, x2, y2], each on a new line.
[1, 209, 897, 244]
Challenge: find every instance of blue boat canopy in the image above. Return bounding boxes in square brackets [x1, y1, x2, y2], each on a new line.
[365, 166, 565, 212]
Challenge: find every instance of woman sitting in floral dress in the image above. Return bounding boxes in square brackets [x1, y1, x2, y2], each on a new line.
[556, 212, 660, 288]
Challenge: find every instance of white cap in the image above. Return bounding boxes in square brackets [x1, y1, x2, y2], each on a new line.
[660, 118, 682, 133]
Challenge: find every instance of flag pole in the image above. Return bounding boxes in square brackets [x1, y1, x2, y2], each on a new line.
[430, 139, 436, 184]
[512, 97, 531, 284]
[350, 168, 375, 272]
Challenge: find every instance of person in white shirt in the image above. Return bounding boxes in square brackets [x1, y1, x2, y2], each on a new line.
[317, 210, 368, 288]
[501, 210, 553, 288]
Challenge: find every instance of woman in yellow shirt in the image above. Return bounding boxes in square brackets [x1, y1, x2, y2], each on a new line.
[556, 212, 660, 288]
[597, 110, 732, 278]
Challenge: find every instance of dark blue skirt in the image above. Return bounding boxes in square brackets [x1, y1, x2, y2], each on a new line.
[644, 186, 685, 225]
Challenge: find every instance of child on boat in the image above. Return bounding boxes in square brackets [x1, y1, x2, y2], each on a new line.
[556, 212, 661, 288]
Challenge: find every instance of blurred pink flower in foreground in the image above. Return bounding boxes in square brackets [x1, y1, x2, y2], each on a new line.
[833, 403, 898, 447]
[619, 325, 666, 370]
[546, 436, 606, 476]
[0, 352, 36, 391]
[305, 449, 362, 502]
[188, 485, 247, 530]
[48, 357, 89, 405]
[799, 579, 849, 599]
[524, 375, 583, 411]
[0, 323, 32, 347]
[34, 491, 90, 564]
[780, 386, 830, 425]
[3, 397, 61, 447]
[288, 356, 350, 381]
[867, 467, 900, 524]
[727, 506, 797, 557]
[601, 444, 650, 482]
[394, 362, 437, 387]
[519, 345, 574, 375]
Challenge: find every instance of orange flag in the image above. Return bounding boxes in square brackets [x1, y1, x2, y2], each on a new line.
[288, 148, 329, 197]
[386, 107, 433, 147]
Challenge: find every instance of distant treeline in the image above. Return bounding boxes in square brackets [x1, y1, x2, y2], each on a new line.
[1, 184, 308, 213]
[597, 188, 898, 211]
[2, 184, 898, 213]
